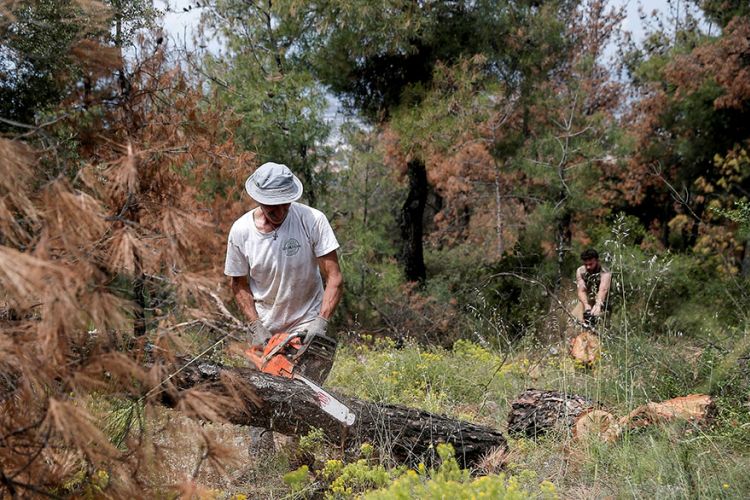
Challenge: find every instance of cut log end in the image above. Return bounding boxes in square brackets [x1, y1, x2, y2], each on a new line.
[509, 389, 716, 444]
[573, 409, 621, 443]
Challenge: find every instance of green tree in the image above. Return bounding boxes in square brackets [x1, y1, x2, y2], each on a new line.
[325, 124, 405, 327]
[301, 0, 579, 282]
[691, 0, 750, 27]
[617, 8, 750, 267]
[202, 0, 331, 205]
[515, 0, 625, 283]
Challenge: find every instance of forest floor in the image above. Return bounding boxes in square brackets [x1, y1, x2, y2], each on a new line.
[132, 296, 750, 499]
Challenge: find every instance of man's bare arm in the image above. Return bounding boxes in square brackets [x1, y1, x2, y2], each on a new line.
[317, 250, 343, 320]
[576, 269, 591, 310]
[231, 275, 259, 322]
[597, 272, 612, 306]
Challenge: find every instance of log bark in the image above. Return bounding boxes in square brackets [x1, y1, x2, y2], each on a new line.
[507, 389, 593, 438]
[165, 358, 506, 466]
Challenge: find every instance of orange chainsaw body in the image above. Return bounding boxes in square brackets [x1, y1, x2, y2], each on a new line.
[244, 331, 355, 425]
[245, 333, 302, 378]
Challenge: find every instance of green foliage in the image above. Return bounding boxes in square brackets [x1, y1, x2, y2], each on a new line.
[362, 444, 557, 500]
[694, 0, 750, 27]
[319, 125, 405, 329]
[389, 57, 498, 156]
[0, 0, 83, 125]
[59, 468, 111, 498]
[298, 0, 579, 124]
[311, 443, 557, 499]
[621, 12, 750, 253]
[309, 1, 508, 120]
[582, 428, 750, 497]
[296, 427, 332, 469]
[364, 471, 556, 500]
[329, 338, 526, 420]
[283, 465, 313, 495]
[0, 0, 156, 127]
[326, 459, 394, 498]
[508, 424, 750, 498]
[104, 399, 145, 448]
[714, 199, 750, 236]
[298, 427, 326, 457]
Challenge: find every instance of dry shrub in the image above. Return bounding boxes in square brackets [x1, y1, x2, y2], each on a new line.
[0, 37, 258, 496]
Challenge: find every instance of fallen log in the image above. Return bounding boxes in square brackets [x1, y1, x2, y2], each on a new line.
[507, 389, 593, 437]
[619, 394, 716, 429]
[162, 357, 506, 467]
[508, 389, 716, 442]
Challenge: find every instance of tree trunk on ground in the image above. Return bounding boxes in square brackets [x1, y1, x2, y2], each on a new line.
[508, 390, 716, 442]
[400, 159, 427, 284]
[165, 358, 506, 466]
[507, 389, 593, 438]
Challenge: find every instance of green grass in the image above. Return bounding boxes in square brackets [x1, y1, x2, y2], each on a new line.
[327, 330, 750, 498]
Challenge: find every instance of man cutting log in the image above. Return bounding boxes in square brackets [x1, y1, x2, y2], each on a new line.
[224, 162, 344, 454]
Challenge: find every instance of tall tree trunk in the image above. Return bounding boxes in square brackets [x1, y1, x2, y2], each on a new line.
[741, 237, 750, 278]
[133, 257, 146, 337]
[555, 206, 571, 289]
[400, 159, 427, 283]
[299, 143, 316, 207]
[125, 188, 146, 337]
[494, 168, 505, 258]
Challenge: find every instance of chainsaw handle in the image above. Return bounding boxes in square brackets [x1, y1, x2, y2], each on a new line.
[261, 331, 303, 363]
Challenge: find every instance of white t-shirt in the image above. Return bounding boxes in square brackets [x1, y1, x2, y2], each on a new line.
[224, 203, 339, 334]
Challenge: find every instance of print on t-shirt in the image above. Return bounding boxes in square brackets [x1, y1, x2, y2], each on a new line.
[283, 238, 301, 256]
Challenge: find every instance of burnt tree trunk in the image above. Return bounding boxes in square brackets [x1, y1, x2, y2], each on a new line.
[165, 358, 505, 466]
[132, 261, 146, 337]
[507, 389, 593, 438]
[399, 159, 427, 284]
[742, 237, 750, 278]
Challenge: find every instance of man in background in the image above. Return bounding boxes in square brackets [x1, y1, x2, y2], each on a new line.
[576, 248, 611, 325]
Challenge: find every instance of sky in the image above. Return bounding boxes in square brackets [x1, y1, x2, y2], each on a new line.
[160, 0, 215, 53]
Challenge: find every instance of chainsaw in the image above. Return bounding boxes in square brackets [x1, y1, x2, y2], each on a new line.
[245, 332, 356, 426]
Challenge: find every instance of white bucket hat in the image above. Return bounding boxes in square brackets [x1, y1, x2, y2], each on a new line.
[245, 162, 303, 205]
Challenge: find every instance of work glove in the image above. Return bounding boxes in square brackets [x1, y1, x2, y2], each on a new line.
[248, 319, 272, 346]
[302, 316, 328, 344]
